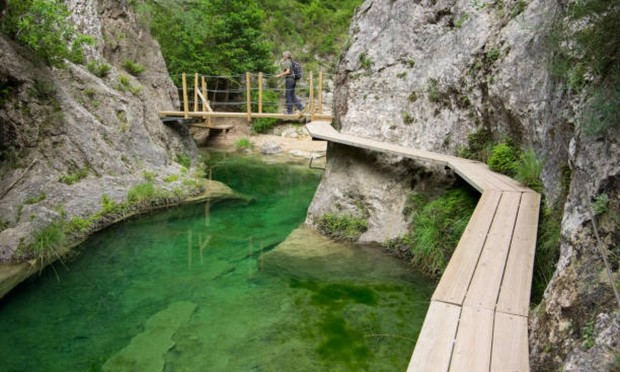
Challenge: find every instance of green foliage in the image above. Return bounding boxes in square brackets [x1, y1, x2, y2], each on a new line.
[2, 0, 71, 66]
[549, 0, 619, 137]
[100, 194, 118, 215]
[137, 0, 275, 82]
[457, 127, 493, 162]
[487, 142, 519, 176]
[408, 92, 418, 102]
[403, 188, 478, 277]
[581, 320, 595, 350]
[235, 138, 253, 151]
[0, 219, 9, 233]
[580, 68, 620, 138]
[143, 171, 156, 182]
[250, 89, 279, 133]
[68, 35, 95, 65]
[454, 13, 469, 28]
[122, 59, 145, 76]
[164, 174, 180, 183]
[67, 216, 93, 234]
[87, 61, 112, 78]
[127, 182, 156, 205]
[402, 112, 414, 125]
[592, 193, 609, 215]
[261, 0, 363, 65]
[514, 148, 543, 191]
[317, 213, 368, 242]
[59, 167, 90, 185]
[31, 220, 66, 262]
[485, 47, 501, 64]
[359, 52, 373, 70]
[511, 0, 527, 18]
[531, 205, 561, 304]
[116, 75, 141, 94]
[426, 79, 441, 103]
[24, 193, 47, 205]
[176, 153, 191, 168]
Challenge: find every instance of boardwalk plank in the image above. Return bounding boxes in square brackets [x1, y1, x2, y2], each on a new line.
[496, 192, 541, 316]
[432, 191, 501, 305]
[463, 192, 521, 311]
[449, 161, 498, 192]
[407, 301, 461, 372]
[491, 312, 529, 371]
[305, 121, 541, 370]
[449, 306, 494, 372]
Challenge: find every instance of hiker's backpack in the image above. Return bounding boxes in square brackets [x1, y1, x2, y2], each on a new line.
[291, 60, 302, 80]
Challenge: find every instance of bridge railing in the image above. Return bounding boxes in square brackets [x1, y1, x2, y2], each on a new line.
[160, 71, 333, 123]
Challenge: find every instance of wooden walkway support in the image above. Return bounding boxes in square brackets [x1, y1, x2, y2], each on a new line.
[305, 121, 540, 372]
[159, 71, 333, 126]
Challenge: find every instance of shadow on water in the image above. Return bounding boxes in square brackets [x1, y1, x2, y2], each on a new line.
[0, 152, 435, 372]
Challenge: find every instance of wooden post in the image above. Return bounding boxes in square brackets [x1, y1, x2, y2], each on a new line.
[246, 72, 252, 123]
[318, 70, 323, 114]
[201, 76, 211, 125]
[309, 71, 315, 121]
[258, 72, 263, 114]
[193, 73, 199, 112]
[182, 73, 189, 119]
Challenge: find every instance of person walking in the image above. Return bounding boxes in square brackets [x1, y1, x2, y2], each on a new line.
[276, 51, 304, 115]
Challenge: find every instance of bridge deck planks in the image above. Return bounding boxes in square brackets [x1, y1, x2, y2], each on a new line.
[305, 121, 539, 371]
[496, 192, 541, 316]
[407, 301, 461, 372]
[432, 191, 501, 305]
[463, 192, 522, 311]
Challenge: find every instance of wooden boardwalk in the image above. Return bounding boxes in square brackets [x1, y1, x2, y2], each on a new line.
[305, 121, 540, 372]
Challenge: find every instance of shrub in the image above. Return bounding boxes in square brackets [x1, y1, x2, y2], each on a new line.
[0, 219, 8, 232]
[317, 213, 368, 242]
[405, 188, 478, 277]
[24, 193, 47, 205]
[87, 61, 111, 78]
[31, 220, 66, 262]
[235, 138, 253, 151]
[457, 127, 493, 161]
[164, 175, 180, 183]
[2, 0, 74, 67]
[402, 112, 415, 125]
[515, 148, 543, 191]
[487, 142, 519, 176]
[426, 79, 441, 103]
[116, 75, 142, 94]
[252, 118, 278, 134]
[59, 167, 90, 185]
[122, 59, 146, 76]
[592, 193, 609, 215]
[176, 153, 191, 168]
[67, 216, 93, 234]
[531, 205, 561, 304]
[127, 182, 156, 205]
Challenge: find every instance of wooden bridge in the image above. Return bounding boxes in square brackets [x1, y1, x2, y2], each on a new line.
[159, 72, 333, 128]
[306, 121, 540, 372]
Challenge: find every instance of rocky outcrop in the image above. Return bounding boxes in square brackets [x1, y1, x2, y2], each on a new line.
[0, 1, 200, 265]
[307, 0, 618, 369]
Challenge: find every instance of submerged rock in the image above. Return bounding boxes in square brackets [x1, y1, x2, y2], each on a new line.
[261, 226, 415, 283]
[103, 301, 197, 372]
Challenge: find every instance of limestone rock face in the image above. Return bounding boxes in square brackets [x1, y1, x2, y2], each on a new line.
[307, 0, 619, 369]
[0, 0, 199, 262]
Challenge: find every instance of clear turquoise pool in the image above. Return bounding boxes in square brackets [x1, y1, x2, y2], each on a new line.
[0, 153, 433, 371]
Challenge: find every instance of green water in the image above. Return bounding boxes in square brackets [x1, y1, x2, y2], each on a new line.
[0, 153, 434, 372]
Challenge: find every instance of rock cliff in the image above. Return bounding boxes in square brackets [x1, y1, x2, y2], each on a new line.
[0, 1, 201, 265]
[306, 0, 618, 369]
